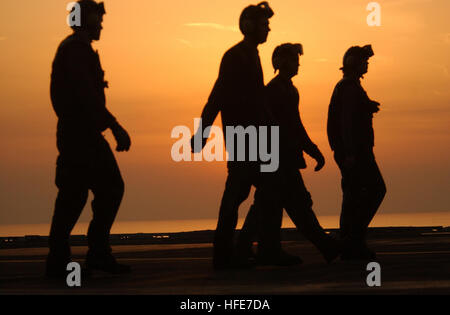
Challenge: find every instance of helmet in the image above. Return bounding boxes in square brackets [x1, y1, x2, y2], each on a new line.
[239, 2, 274, 35]
[70, 0, 106, 30]
[272, 43, 303, 73]
[341, 45, 374, 71]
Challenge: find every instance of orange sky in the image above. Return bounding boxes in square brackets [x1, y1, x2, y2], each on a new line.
[0, 0, 449, 229]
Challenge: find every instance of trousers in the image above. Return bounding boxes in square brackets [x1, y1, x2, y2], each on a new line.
[213, 164, 281, 266]
[334, 149, 386, 242]
[237, 167, 331, 255]
[48, 136, 124, 260]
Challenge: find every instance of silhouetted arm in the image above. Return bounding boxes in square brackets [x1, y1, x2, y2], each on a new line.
[294, 101, 324, 170]
[192, 51, 241, 153]
[283, 86, 319, 155]
[202, 52, 239, 132]
[297, 115, 321, 157]
[199, 78, 222, 135]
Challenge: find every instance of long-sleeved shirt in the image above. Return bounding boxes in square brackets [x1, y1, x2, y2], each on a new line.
[266, 75, 320, 169]
[50, 33, 116, 154]
[200, 40, 268, 129]
[197, 40, 272, 168]
[327, 76, 376, 154]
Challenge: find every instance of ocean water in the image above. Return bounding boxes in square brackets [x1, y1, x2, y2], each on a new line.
[1, 211, 449, 237]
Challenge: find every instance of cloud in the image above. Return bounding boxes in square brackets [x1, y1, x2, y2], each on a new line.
[184, 23, 239, 32]
[176, 38, 193, 47]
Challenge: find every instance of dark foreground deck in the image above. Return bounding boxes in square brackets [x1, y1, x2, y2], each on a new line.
[1, 231, 449, 295]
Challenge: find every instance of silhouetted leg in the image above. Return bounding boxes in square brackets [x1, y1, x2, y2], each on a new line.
[236, 204, 258, 257]
[237, 200, 284, 256]
[346, 153, 386, 240]
[49, 188, 88, 254]
[362, 156, 386, 230]
[339, 166, 366, 241]
[47, 158, 89, 276]
[336, 151, 382, 259]
[213, 167, 252, 268]
[239, 190, 304, 266]
[339, 174, 352, 240]
[254, 171, 284, 257]
[335, 151, 366, 242]
[283, 170, 339, 263]
[87, 140, 124, 257]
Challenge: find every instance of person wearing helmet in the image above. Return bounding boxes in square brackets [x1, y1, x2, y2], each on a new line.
[236, 43, 341, 266]
[47, 0, 131, 277]
[190, 2, 277, 270]
[327, 45, 386, 260]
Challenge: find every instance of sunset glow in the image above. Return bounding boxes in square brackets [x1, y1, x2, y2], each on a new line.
[0, 0, 449, 232]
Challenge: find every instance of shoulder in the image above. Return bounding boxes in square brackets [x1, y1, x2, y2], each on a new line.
[335, 78, 361, 96]
[335, 78, 350, 88]
[266, 76, 289, 94]
[222, 42, 247, 64]
[267, 76, 281, 89]
[57, 35, 92, 58]
[341, 77, 360, 89]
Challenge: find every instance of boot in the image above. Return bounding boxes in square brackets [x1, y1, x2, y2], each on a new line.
[315, 234, 343, 264]
[45, 248, 71, 279]
[85, 251, 131, 274]
[256, 249, 303, 267]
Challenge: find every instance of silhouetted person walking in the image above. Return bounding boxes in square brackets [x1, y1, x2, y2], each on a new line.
[237, 44, 340, 265]
[191, 2, 278, 270]
[327, 45, 386, 260]
[46, 0, 131, 277]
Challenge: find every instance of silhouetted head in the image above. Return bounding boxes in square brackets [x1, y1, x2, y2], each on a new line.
[239, 2, 274, 45]
[272, 43, 303, 78]
[341, 45, 374, 78]
[70, 0, 106, 41]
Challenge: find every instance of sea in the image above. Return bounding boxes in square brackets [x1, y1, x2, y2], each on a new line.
[1, 211, 449, 237]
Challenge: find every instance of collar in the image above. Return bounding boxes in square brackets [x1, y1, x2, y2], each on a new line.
[72, 30, 93, 46]
[343, 75, 361, 85]
[240, 38, 259, 55]
[275, 74, 293, 86]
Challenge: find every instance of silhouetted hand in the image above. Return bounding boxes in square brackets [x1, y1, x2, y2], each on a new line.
[369, 100, 380, 114]
[190, 134, 207, 153]
[313, 152, 325, 172]
[111, 122, 131, 152]
[306, 145, 325, 172]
